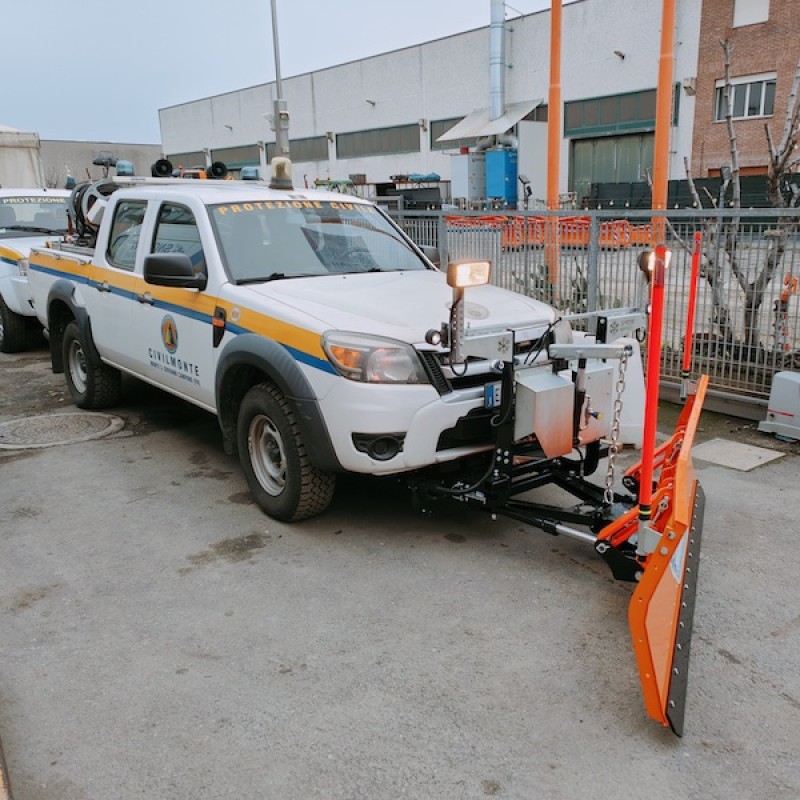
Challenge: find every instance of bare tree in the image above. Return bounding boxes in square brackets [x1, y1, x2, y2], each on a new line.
[684, 41, 800, 363]
[43, 166, 63, 189]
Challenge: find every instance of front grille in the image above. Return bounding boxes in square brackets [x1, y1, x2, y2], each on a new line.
[417, 328, 554, 396]
[418, 351, 451, 394]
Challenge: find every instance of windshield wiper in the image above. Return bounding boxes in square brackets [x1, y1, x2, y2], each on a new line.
[4, 224, 66, 234]
[236, 272, 319, 285]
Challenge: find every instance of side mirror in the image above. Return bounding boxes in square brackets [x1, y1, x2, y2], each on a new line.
[144, 253, 207, 290]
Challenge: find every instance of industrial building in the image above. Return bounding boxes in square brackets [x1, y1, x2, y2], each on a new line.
[158, 0, 794, 208]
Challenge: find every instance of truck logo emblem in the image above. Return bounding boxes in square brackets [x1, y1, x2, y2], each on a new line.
[161, 315, 178, 353]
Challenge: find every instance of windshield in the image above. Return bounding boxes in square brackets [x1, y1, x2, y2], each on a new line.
[0, 195, 68, 237]
[209, 200, 430, 283]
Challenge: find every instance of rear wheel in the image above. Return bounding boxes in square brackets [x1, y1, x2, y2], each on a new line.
[0, 296, 32, 353]
[237, 383, 336, 521]
[62, 320, 121, 408]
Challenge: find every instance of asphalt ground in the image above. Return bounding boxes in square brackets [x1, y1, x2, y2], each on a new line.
[1, 345, 799, 800]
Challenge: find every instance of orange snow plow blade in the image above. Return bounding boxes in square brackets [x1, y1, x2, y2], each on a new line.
[597, 375, 708, 735]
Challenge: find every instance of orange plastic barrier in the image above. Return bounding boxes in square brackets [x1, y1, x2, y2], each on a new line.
[446, 215, 651, 250]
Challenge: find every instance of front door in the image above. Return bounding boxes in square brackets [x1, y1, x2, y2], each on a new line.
[136, 202, 218, 410]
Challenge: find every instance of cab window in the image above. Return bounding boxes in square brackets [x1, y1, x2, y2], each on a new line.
[107, 200, 147, 270]
[152, 203, 206, 276]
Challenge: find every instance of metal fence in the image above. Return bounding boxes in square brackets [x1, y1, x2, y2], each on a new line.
[391, 207, 800, 408]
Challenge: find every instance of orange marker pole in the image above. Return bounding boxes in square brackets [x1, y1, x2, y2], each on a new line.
[638, 244, 670, 536]
[545, 0, 563, 302]
[680, 232, 702, 392]
[651, 0, 676, 244]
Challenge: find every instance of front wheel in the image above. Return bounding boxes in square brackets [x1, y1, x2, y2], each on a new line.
[237, 383, 335, 521]
[62, 320, 121, 408]
[0, 295, 34, 353]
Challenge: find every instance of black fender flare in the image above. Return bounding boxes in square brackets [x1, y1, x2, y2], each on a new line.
[215, 333, 341, 472]
[45, 279, 100, 373]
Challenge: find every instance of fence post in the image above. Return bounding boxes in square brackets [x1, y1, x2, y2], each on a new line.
[437, 211, 449, 269]
[587, 213, 600, 334]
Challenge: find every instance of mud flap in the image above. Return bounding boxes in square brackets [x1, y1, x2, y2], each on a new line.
[597, 376, 708, 735]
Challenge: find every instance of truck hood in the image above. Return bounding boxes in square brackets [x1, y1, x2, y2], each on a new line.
[240, 270, 556, 341]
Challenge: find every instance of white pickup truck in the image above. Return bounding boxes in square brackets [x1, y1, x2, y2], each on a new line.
[0, 188, 69, 351]
[26, 161, 708, 734]
[26, 162, 631, 524]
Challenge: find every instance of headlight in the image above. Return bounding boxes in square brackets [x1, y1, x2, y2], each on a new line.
[17, 258, 29, 277]
[322, 332, 429, 384]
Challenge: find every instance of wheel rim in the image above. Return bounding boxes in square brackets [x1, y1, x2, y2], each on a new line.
[248, 413, 286, 496]
[67, 338, 88, 394]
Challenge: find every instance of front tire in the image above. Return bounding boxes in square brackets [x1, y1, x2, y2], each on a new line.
[62, 320, 121, 408]
[0, 295, 33, 353]
[237, 383, 335, 521]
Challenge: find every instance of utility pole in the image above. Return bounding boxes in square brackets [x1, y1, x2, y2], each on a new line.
[270, 0, 290, 158]
[545, 0, 563, 303]
[651, 0, 676, 242]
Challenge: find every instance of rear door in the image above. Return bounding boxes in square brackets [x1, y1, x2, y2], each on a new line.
[88, 198, 146, 370]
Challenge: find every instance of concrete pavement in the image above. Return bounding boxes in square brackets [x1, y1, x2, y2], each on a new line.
[1, 348, 799, 799]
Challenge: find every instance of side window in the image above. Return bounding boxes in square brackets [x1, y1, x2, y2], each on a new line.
[152, 203, 207, 277]
[107, 200, 147, 270]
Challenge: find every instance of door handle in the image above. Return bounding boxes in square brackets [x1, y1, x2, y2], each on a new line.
[96, 281, 111, 293]
[137, 292, 154, 305]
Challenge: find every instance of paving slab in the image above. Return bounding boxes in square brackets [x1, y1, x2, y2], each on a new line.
[691, 437, 785, 471]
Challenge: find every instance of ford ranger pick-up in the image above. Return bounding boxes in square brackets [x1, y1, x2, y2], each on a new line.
[27, 168, 579, 521]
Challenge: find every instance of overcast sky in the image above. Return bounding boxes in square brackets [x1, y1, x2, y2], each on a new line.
[4, 0, 567, 144]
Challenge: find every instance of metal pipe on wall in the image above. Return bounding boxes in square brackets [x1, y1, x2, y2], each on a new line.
[489, 0, 506, 122]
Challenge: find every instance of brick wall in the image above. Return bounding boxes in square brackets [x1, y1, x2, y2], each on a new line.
[691, 0, 799, 178]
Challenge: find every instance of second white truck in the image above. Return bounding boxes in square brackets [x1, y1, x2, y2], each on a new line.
[0, 188, 69, 351]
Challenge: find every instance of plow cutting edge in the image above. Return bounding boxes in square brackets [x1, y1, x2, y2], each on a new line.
[599, 375, 708, 735]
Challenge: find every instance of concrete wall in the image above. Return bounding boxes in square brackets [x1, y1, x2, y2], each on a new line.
[40, 140, 164, 188]
[158, 0, 701, 193]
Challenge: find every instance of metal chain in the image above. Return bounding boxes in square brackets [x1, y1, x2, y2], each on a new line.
[603, 349, 629, 505]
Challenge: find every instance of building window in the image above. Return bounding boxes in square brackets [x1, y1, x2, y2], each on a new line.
[211, 145, 261, 167]
[733, 0, 769, 27]
[430, 118, 479, 151]
[564, 89, 670, 138]
[336, 124, 420, 159]
[714, 74, 776, 121]
[523, 105, 548, 123]
[167, 152, 205, 170]
[265, 136, 328, 164]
